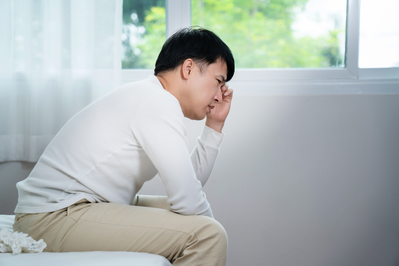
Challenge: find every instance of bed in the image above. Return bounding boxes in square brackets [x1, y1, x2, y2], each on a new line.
[0, 214, 172, 266]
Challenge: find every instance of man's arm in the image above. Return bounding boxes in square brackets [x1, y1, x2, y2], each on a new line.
[131, 92, 213, 217]
[191, 85, 234, 187]
[190, 126, 224, 187]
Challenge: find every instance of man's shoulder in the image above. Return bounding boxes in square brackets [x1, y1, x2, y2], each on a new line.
[118, 75, 163, 93]
[123, 76, 178, 105]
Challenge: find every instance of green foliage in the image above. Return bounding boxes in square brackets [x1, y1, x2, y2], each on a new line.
[191, 0, 344, 68]
[136, 7, 166, 69]
[123, 0, 165, 24]
[122, 0, 165, 69]
[321, 29, 344, 67]
[121, 0, 345, 69]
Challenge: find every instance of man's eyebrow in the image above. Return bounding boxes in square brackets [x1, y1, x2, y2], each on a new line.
[217, 75, 226, 83]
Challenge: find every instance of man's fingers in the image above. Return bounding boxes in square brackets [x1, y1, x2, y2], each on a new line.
[223, 88, 233, 97]
[221, 84, 228, 94]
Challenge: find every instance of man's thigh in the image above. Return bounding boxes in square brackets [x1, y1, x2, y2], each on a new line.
[26, 201, 225, 263]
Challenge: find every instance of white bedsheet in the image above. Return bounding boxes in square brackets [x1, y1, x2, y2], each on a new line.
[0, 215, 172, 266]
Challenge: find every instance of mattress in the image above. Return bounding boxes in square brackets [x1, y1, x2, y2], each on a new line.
[0, 215, 172, 266]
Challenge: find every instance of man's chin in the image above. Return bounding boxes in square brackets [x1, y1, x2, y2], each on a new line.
[187, 113, 206, 121]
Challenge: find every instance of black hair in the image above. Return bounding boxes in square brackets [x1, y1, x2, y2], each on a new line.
[154, 27, 235, 82]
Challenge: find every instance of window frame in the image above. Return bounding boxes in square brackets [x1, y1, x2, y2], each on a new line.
[121, 0, 399, 93]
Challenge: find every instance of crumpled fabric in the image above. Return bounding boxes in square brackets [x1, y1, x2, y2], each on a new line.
[0, 228, 47, 254]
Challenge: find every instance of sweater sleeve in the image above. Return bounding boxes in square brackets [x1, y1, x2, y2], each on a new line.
[131, 92, 213, 218]
[190, 126, 224, 187]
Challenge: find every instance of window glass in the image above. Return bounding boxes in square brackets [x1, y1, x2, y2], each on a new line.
[359, 0, 399, 68]
[191, 0, 347, 68]
[122, 0, 165, 69]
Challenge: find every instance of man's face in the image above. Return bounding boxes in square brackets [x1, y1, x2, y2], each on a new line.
[184, 59, 227, 120]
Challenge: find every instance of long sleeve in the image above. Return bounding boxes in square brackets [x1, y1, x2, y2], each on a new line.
[190, 126, 224, 187]
[131, 92, 214, 218]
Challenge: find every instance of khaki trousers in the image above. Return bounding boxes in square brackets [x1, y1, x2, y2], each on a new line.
[13, 196, 227, 266]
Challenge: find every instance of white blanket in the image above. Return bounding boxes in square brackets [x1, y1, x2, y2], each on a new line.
[0, 228, 47, 254]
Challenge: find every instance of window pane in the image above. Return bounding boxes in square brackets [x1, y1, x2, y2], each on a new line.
[359, 0, 399, 68]
[122, 0, 166, 69]
[191, 0, 347, 68]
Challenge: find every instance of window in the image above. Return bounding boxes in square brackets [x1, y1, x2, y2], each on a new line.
[122, 0, 166, 69]
[191, 0, 347, 69]
[359, 0, 399, 68]
[122, 0, 399, 87]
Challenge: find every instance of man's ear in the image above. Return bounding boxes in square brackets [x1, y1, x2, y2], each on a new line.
[181, 58, 194, 80]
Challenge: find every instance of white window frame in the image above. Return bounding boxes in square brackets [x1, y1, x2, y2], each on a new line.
[122, 0, 399, 94]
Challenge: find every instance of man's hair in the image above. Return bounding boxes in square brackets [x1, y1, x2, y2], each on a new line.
[154, 27, 235, 82]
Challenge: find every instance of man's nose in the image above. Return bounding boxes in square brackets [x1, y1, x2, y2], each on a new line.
[214, 87, 222, 103]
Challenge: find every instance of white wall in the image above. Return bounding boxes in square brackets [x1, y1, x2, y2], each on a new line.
[1, 93, 399, 266]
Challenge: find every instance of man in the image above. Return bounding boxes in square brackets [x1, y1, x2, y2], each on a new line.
[13, 27, 235, 266]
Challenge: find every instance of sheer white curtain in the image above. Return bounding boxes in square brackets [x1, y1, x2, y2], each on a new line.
[0, 0, 122, 162]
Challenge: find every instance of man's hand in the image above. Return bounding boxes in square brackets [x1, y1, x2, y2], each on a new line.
[205, 84, 233, 133]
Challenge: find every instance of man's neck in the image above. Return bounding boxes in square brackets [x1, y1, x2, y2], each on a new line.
[156, 72, 182, 103]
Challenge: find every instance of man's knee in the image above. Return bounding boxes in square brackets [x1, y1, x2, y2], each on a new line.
[199, 218, 228, 250]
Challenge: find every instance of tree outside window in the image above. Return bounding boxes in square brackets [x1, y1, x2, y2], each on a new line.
[122, 0, 346, 69]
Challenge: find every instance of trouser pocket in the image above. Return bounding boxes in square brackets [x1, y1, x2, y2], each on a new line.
[13, 213, 38, 232]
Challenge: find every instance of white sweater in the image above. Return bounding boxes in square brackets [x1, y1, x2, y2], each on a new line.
[15, 75, 223, 218]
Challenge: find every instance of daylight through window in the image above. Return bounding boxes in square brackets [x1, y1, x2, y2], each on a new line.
[122, 0, 166, 69]
[191, 0, 347, 68]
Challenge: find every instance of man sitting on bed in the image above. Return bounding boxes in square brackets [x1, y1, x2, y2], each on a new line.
[13, 27, 234, 266]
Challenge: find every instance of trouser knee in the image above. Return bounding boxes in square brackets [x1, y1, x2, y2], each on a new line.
[199, 218, 228, 252]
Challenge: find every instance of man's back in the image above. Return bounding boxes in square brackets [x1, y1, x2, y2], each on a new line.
[16, 76, 212, 216]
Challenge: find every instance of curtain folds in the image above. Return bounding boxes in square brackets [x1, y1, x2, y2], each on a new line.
[0, 0, 123, 162]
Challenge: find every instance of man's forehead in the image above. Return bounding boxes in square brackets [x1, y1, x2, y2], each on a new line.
[193, 58, 227, 80]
